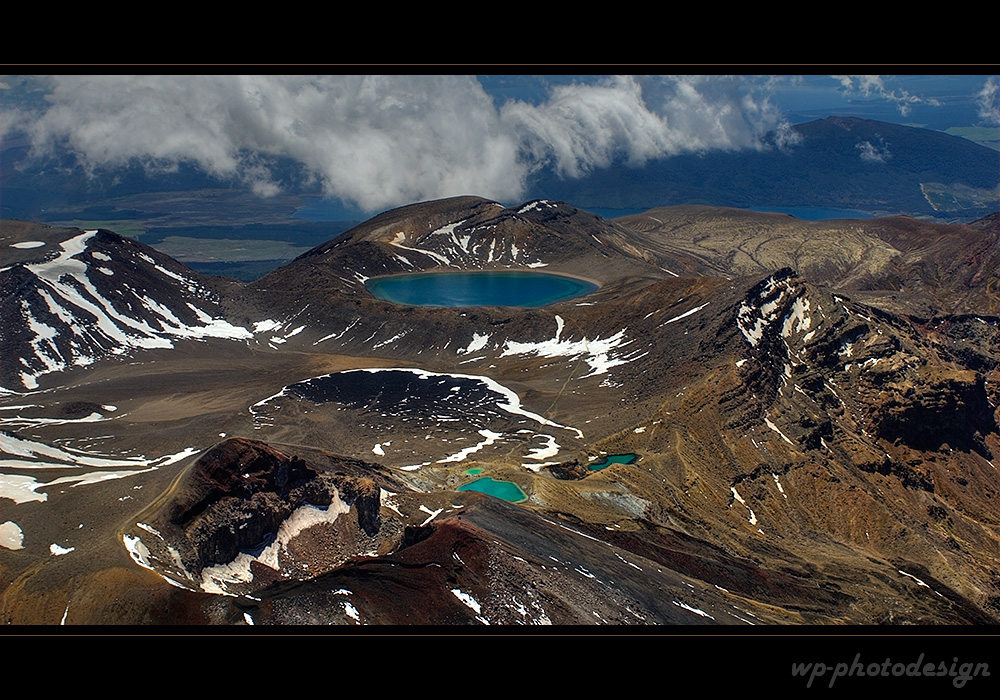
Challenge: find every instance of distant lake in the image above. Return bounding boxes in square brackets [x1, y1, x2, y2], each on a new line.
[292, 197, 363, 223]
[747, 206, 874, 220]
[582, 207, 651, 219]
[586, 205, 876, 221]
[366, 271, 598, 307]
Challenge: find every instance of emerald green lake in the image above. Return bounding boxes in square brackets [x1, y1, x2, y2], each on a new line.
[589, 454, 639, 471]
[366, 271, 598, 307]
[458, 477, 528, 502]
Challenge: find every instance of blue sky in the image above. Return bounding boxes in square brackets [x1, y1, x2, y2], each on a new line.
[2, 74, 996, 213]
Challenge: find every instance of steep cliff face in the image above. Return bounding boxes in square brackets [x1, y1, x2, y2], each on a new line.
[868, 369, 994, 456]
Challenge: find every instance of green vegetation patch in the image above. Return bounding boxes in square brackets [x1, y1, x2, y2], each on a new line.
[945, 126, 1000, 149]
[920, 182, 1000, 212]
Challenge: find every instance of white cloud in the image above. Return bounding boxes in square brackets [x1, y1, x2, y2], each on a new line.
[976, 76, 999, 126]
[14, 75, 798, 212]
[501, 76, 796, 179]
[21, 75, 527, 211]
[831, 74, 939, 117]
[856, 138, 891, 163]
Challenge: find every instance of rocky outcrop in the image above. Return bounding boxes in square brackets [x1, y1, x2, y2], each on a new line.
[333, 475, 382, 536]
[868, 369, 995, 457]
[546, 459, 589, 480]
[164, 439, 328, 569]
[157, 438, 399, 574]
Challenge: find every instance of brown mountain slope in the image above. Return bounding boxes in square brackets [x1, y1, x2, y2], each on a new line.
[614, 206, 1000, 317]
[4, 199, 1000, 626]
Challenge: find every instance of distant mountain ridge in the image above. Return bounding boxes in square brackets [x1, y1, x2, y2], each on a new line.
[530, 117, 1000, 219]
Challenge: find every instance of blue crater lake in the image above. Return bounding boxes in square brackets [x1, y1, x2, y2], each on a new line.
[366, 271, 598, 307]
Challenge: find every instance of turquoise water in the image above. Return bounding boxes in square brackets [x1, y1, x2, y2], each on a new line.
[366, 271, 598, 307]
[589, 454, 639, 471]
[457, 477, 528, 502]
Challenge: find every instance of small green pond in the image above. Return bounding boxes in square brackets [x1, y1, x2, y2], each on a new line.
[589, 453, 639, 471]
[464, 467, 484, 475]
[458, 477, 528, 502]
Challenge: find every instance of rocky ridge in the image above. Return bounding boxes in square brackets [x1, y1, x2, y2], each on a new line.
[2, 200, 1000, 625]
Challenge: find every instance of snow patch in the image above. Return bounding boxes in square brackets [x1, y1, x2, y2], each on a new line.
[781, 295, 812, 338]
[1, 521, 24, 550]
[523, 434, 560, 461]
[314, 319, 359, 345]
[137, 522, 162, 538]
[764, 416, 795, 445]
[419, 505, 444, 526]
[390, 230, 453, 266]
[662, 302, 709, 326]
[517, 200, 553, 214]
[123, 534, 153, 569]
[500, 317, 637, 378]
[451, 588, 482, 614]
[673, 600, 715, 620]
[730, 487, 758, 525]
[772, 473, 787, 499]
[437, 429, 504, 463]
[0, 473, 48, 503]
[458, 332, 491, 355]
